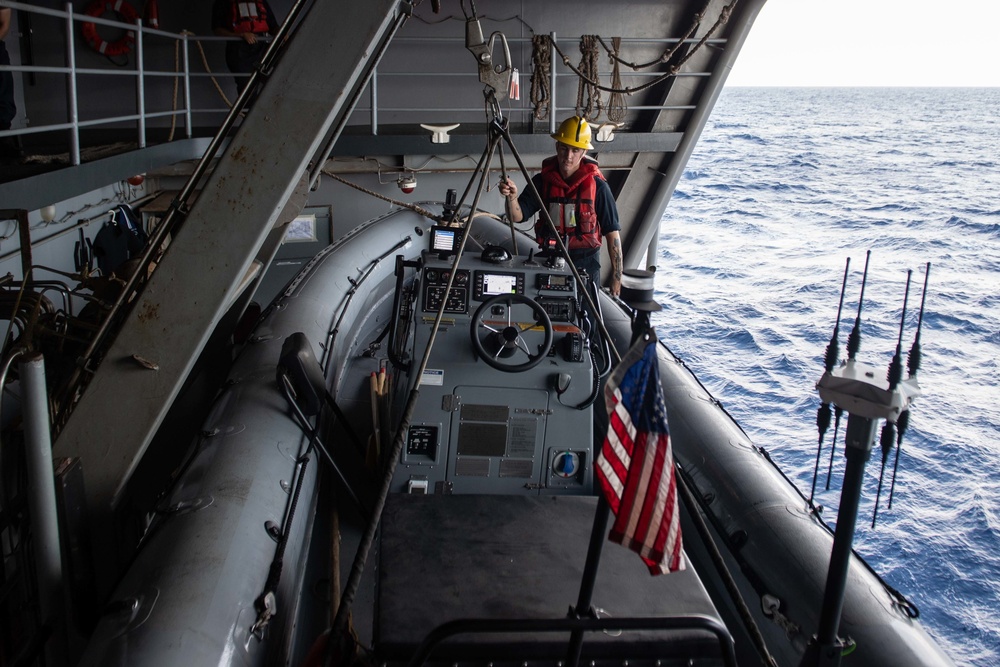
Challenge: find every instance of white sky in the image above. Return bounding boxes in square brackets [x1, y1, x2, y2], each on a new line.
[726, 0, 1000, 87]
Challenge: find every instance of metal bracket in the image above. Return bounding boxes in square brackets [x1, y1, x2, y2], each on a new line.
[465, 18, 512, 101]
[442, 394, 461, 412]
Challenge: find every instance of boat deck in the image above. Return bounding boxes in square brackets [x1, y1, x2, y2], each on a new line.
[376, 494, 729, 665]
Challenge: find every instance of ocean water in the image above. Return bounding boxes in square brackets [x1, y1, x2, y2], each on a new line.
[652, 87, 1000, 666]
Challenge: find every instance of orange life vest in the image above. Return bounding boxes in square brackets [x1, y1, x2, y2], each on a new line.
[535, 156, 605, 251]
[228, 0, 271, 34]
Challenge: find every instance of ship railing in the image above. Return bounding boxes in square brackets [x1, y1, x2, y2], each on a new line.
[0, 2, 721, 167]
[353, 33, 716, 136]
[0, 1, 251, 166]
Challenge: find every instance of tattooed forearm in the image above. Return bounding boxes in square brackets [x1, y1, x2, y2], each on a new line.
[611, 236, 623, 282]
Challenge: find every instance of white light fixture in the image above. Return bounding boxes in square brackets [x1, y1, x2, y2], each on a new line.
[398, 175, 417, 194]
[40, 205, 56, 222]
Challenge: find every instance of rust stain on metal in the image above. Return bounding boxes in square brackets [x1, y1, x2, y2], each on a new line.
[137, 301, 160, 323]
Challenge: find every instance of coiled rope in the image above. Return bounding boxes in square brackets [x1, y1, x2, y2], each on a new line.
[528, 0, 737, 118]
[606, 37, 626, 124]
[529, 34, 551, 120]
[575, 35, 602, 120]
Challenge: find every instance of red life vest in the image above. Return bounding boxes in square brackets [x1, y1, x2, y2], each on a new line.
[228, 0, 271, 34]
[535, 156, 605, 251]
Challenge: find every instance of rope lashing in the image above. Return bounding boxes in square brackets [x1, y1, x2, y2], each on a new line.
[546, 0, 737, 97]
[575, 35, 602, 120]
[607, 37, 626, 124]
[321, 170, 503, 226]
[529, 34, 551, 120]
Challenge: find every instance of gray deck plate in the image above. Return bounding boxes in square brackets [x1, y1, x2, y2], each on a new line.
[377, 494, 727, 662]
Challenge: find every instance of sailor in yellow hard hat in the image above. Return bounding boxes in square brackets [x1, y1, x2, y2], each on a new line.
[499, 116, 622, 296]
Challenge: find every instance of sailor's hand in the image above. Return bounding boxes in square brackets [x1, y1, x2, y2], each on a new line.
[609, 278, 621, 298]
[499, 177, 518, 200]
[242, 32, 257, 44]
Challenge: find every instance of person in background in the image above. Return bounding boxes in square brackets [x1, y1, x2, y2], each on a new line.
[0, 7, 20, 163]
[499, 116, 623, 297]
[211, 0, 280, 95]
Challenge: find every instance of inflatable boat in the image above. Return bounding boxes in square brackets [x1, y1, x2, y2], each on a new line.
[76, 208, 953, 667]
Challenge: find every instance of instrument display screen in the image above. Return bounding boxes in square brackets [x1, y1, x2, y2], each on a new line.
[483, 273, 516, 295]
[536, 273, 574, 292]
[473, 271, 525, 300]
[429, 225, 461, 254]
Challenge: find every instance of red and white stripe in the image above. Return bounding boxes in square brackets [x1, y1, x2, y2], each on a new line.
[596, 341, 684, 575]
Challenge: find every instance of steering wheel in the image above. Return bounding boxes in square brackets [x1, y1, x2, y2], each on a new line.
[470, 293, 554, 372]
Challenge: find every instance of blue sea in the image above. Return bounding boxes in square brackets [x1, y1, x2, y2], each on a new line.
[652, 87, 1000, 667]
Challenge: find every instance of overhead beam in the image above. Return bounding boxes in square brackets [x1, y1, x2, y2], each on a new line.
[330, 131, 682, 158]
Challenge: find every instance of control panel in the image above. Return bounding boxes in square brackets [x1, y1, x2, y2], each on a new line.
[536, 296, 576, 323]
[395, 246, 594, 497]
[422, 268, 470, 313]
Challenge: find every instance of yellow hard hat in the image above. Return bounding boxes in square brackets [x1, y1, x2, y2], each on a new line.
[551, 116, 594, 150]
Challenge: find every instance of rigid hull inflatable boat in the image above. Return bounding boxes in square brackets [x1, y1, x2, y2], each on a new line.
[77, 209, 953, 667]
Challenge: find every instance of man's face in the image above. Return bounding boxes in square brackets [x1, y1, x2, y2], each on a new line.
[555, 142, 586, 178]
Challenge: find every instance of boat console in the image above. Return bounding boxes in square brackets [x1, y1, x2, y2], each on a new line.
[392, 227, 597, 496]
[376, 225, 730, 664]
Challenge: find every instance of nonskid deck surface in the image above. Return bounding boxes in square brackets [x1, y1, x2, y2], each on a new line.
[374, 493, 727, 664]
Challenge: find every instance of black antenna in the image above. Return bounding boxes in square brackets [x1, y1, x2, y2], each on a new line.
[825, 257, 851, 374]
[824, 405, 843, 490]
[873, 270, 913, 527]
[810, 404, 831, 506]
[906, 262, 931, 378]
[846, 250, 871, 361]
[889, 262, 930, 509]
[871, 420, 896, 528]
[810, 257, 851, 506]
[886, 270, 912, 390]
[887, 409, 910, 509]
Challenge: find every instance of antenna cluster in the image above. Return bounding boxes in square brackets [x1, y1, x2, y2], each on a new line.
[809, 253, 931, 528]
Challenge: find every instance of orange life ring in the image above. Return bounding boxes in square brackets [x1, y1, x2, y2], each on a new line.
[81, 0, 139, 57]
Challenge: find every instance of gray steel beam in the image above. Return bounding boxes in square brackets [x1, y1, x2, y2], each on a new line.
[620, 0, 769, 273]
[53, 0, 406, 564]
[330, 131, 682, 159]
[0, 138, 213, 213]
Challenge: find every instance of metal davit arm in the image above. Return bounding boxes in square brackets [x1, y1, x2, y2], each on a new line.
[51, 0, 410, 596]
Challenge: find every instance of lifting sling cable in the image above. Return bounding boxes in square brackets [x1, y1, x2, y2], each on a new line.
[325, 128, 503, 665]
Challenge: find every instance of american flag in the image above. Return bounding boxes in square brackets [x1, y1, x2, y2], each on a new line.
[595, 333, 684, 574]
